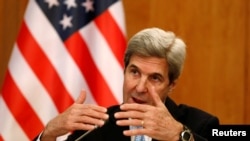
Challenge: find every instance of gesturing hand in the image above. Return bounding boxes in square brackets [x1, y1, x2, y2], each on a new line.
[41, 90, 109, 141]
[115, 86, 182, 141]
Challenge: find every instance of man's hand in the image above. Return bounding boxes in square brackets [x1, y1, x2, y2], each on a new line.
[115, 86, 183, 141]
[41, 90, 109, 141]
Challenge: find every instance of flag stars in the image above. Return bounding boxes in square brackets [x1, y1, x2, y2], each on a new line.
[64, 0, 77, 10]
[82, 0, 94, 12]
[45, 0, 59, 9]
[60, 14, 73, 30]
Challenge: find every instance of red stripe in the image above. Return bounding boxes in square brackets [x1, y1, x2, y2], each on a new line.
[1, 71, 44, 140]
[64, 32, 118, 106]
[94, 11, 126, 68]
[0, 135, 4, 141]
[16, 21, 74, 112]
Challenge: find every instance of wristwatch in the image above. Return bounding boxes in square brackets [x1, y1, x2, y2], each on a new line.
[179, 125, 192, 141]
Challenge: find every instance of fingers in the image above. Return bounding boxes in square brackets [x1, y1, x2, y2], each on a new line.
[43, 89, 110, 139]
[117, 118, 148, 137]
[74, 114, 107, 128]
[147, 84, 165, 107]
[75, 89, 87, 104]
[88, 104, 108, 113]
[119, 103, 157, 113]
[68, 89, 109, 128]
[75, 89, 107, 112]
[80, 105, 109, 120]
[116, 118, 142, 127]
[115, 108, 144, 119]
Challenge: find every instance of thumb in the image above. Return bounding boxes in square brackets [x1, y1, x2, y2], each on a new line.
[75, 89, 86, 104]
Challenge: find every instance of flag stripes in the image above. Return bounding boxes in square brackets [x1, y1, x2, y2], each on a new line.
[79, 22, 124, 103]
[2, 71, 44, 139]
[64, 32, 118, 106]
[94, 10, 126, 67]
[24, 0, 87, 102]
[8, 44, 59, 124]
[0, 97, 29, 141]
[0, 0, 126, 140]
[17, 21, 74, 112]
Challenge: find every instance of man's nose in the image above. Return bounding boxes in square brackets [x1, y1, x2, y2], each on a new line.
[136, 77, 148, 93]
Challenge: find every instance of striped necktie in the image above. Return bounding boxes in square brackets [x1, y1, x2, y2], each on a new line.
[134, 126, 145, 141]
[135, 134, 145, 141]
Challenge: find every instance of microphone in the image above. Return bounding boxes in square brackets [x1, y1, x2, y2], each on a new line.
[75, 119, 108, 141]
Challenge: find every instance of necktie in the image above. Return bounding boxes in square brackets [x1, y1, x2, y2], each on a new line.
[135, 134, 145, 141]
[134, 126, 145, 141]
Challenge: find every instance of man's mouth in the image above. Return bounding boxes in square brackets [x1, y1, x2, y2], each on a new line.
[132, 97, 145, 104]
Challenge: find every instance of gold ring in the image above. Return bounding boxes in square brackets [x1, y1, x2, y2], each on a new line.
[141, 120, 144, 127]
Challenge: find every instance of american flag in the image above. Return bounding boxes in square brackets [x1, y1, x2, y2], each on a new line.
[0, 0, 126, 140]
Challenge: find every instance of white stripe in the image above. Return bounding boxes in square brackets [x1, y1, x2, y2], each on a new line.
[109, 1, 126, 36]
[79, 23, 124, 104]
[0, 96, 29, 141]
[8, 44, 58, 124]
[24, 0, 96, 104]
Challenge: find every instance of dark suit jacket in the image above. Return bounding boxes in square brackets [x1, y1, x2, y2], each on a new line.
[64, 97, 219, 141]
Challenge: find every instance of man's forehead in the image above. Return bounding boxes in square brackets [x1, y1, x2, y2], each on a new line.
[129, 55, 167, 65]
[128, 55, 169, 75]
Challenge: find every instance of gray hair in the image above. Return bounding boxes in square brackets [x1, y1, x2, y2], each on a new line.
[124, 27, 186, 84]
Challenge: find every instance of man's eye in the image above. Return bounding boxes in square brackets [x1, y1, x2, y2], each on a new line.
[131, 69, 138, 74]
[151, 75, 161, 82]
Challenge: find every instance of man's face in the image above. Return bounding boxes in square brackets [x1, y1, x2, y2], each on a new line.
[123, 55, 173, 105]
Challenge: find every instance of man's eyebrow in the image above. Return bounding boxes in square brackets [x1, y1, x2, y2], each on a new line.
[151, 73, 164, 79]
[128, 64, 138, 69]
[128, 64, 164, 77]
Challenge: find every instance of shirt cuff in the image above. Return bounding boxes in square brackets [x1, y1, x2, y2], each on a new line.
[36, 131, 43, 141]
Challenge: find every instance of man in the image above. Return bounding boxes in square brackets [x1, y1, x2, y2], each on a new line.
[34, 27, 219, 141]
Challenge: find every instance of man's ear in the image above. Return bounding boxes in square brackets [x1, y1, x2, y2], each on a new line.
[169, 79, 178, 92]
